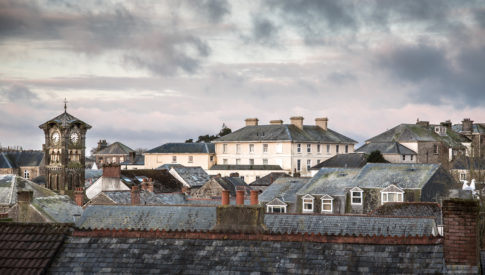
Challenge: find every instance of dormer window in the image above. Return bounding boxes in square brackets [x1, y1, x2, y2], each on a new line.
[302, 194, 314, 213]
[266, 198, 287, 213]
[350, 187, 363, 205]
[380, 184, 404, 205]
[321, 195, 333, 213]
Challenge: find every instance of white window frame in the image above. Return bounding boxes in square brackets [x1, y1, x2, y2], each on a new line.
[302, 194, 314, 213]
[236, 144, 241, 154]
[307, 144, 311, 153]
[249, 144, 255, 153]
[263, 144, 268, 153]
[263, 159, 268, 165]
[317, 144, 321, 153]
[321, 196, 333, 213]
[267, 205, 287, 213]
[172, 156, 177, 163]
[336, 145, 339, 154]
[297, 143, 302, 153]
[223, 159, 228, 164]
[24, 170, 30, 179]
[381, 192, 404, 205]
[350, 187, 363, 205]
[460, 172, 466, 181]
[188, 156, 193, 163]
[433, 144, 439, 154]
[223, 144, 228, 153]
[249, 159, 254, 165]
[306, 159, 311, 170]
[236, 159, 241, 165]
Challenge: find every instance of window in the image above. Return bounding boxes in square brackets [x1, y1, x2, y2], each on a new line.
[188, 156, 193, 163]
[263, 159, 268, 165]
[236, 159, 241, 165]
[326, 144, 330, 154]
[321, 195, 333, 213]
[210, 156, 214, 161]
[317, 159, 321, 164]
[460, 173, 466, 181]
[223, 159, 228, 164]
[172, 156, 177, 163]
[256, 176, 260, 180]
[240, 176, 245, 181]
[380, 185, 404, 205]
[276, 143, 283, 153]
[24, 170, 30, 179]
[433, 144, 439, 154]
[317, 144, 321, 153]
[249, 144, 255, 153]
[336, 145, 339, 154]
[267, 205, 287, 213]
[345, 145, 348, 153]
[263, 144, 268, 153]
[410, 155, 413, 161]
[302, 194, 314, 213]
[223, 144, 228, 153]
[306, 159, 311, 170]
[120, 157, 124, 162]
[249, 159, 254, 165]
[236, 144, 241, 154]
[402, 155, 406, 161]
[307, 144, 311, 153]
[297, 159, 301, 171]
[297, 143, 302, 153]
[350, 187, 363, 205]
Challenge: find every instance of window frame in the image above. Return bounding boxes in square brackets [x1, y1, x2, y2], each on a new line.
[302, 194, 314, 213]
[336, 145, 339, 154]
[223, 144, 228, 153]
[172, 156, 177, 163]
[326, 144, 330, 154]
[296, 159, 301, 171]
[345, 145, 348, 153]
[350, 187, 363, 205]
[267, 205, 287, 213]
[321, 196, 333, 213]
[317, 144, 321, 153]
[306, 159, 311, 170]
[307, 144, 311, 153]
[433, 144, 439, 154]
[297, 143, 302, 153]
[24, 170, 30, 179]
[262, 158, 268, 165]
[249, 159, 254, 165]
[263, 144, 268, 153]
[188, 156, 193, 163]
[236, 144, 241, 154]
[249, 144, 255, 153]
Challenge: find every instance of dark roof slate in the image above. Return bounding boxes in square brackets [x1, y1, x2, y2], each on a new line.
[356, 142, 416, 155]
[101, 191, 187, 205]
[214, 124, 357, 143]
[146, 143, 215, 154]
[249, 172, 289, 186]
[0, 175, 57, 206]
[95, 142, 134, 155]
[213, 177, 250, 196]
[170, 166, 210, 188]
[32, 195, 83, 223]
[0, 151, 44, 169]
[452, 123, 485, 134]
[259, 177, 309, 203]
[120, 169, 183, 193]
[120, 154, 145, 165]
[370, 202, 443, 225]
[451, 156, 485, 170]
[210, 164, 283, 170]
[310, 153, 370, 170]
[39, 111, 91, 129]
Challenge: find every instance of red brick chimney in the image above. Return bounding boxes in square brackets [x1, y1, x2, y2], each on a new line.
[74, 187, 84, 206]
[250, 190, 258, 205]
[443, 199, 479, 272]
[102, 164, 121, 178]
[236, 190, 244, 205]
[221, 190, 230, 205]
[141, 178, 148, 191]
[147, 181, 154, 193]
[131, 186, 140, 205]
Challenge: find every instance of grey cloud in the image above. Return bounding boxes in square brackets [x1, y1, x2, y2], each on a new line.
[250, 16, 279, 45]
[474, 8, 485, 28]
[0, 85, 39, 103]
[327, 72, 357, 84]
[185, 0, 231, 23]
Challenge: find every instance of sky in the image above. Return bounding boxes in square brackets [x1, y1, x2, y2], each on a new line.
[1, 0, 485, 153]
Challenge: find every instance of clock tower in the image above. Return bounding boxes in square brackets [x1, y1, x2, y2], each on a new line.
[39, 100, 91, 194]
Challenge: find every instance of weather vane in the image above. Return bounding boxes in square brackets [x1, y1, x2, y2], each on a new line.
[64, 98, 68, 112]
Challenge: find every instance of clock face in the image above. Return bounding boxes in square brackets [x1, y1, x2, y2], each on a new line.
[51, 132, 60, 144]
[70, 132, 79, 144]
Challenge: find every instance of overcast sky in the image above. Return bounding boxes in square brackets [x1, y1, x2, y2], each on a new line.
[1, 0, 485, 153]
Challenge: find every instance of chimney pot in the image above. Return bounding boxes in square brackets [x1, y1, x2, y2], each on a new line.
[250, 190, 259, 205]
[245, 118, 259, 126]
[270, 120, 283, 125]
[315, 117, 328, 131]
[290, 116, 304, 129]
[462, 118, 474, 133]
[221, 190, 230, 205]
[236, 190, 245, 205]
[74, 187, 84, 206]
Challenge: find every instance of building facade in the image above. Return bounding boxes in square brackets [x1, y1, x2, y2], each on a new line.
[144, 143, 216, 170]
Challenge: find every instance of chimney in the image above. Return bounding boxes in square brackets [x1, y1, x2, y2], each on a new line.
[270, 120, 283, 125]
[74, 187, 84, 206]
[462, 118, 474, 133]
[97, 140, 108, 152]
[416, 120, 430, 127]
[147, 180, 154, 193]
[442, 199, 479, 272]
[17, 190, 33, 222]
[131, 186, 140, 205]
[236, 190, 245, 205]
[440, 120, 452, 129]
[221, 190, 230, 205]
[290, 116, 304, 130]
[315, 117, 328, 131]
[245, 118, 259, 126]
[129, 151, 136, 162]
[250, 190, 259, 205]
[141, 178, 148, 191]
[102, 164, 121, 178]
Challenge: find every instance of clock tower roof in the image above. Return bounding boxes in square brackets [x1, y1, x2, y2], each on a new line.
[39, 111, 92, 130]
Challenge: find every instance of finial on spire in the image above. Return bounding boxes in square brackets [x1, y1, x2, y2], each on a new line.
[64, 98, 68, 113]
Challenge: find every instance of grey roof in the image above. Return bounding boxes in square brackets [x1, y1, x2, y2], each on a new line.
[101, 191, 187, 205]
[452, 123, 485, 134]
[171, 166, 210, 187]
[94, 142, 134, 155]
[249, 172, 289, 186]
[297, 168, 361, 196]
[370, 202, 443, 225]
[146, 143, 215, 154]
[264, 214, 437, 237]
[213, 177, 250, 196]
[77, 205, 217, 231]
[210, 165, 283, 171]
[214, 124, 357, 143]
[310, 153, 370, 170]
[451, 156, 485, 170]
[120, 154, 145, 165]
[356, 142, 416, 155]
[85, 169, 103, 180]
[0, 175, 57, 206]
[0, 151, 44, 169]
[39, 111, 92, 129]
[156, 163, 184, 170]
[32, 195, 83, 223]
[259, 177, 309, 203]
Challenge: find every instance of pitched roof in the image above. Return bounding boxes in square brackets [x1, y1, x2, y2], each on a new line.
[0, 175, 57, 206]
[214, 124, 357, 143]
[213, 177, 250, 196]
[259, 177, 309, 203]
[249, 172, 289, 186]
[0, 151, 44, 169]
[170, 166, 210, 188]
[99, 191, 187, 205]
[39, 111, 91, 129]
[210, 165, 283, 171]
[119, 154, 145, 165]
[146, 143, 215, 154]
[120, 169, 183, 193]
[310, 153, 369, 170]
[95, 142, 134, 155]
[370, 202, 443, 225]
[264, 214, 437, 237]
[297, 168, 361, 196]
[32, 195, 83, 223]
[452, 123, 485, 134]
[77, 205, 216, 231]
[451, 156, 485, 170]
[356, 142, 416, 155]
[0, 222, 71, 274]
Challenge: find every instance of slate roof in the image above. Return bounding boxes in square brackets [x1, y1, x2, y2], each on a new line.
[99, 191, 187, 205]
[264, 214, 437, 237]
[155, 164, 184, 170]
[259, 177, 309, 203]
[213, 177, 250, 196]
[370, 202, 443, 225]
[210, 165, 283, 171]
[0, 175, 57, 206]
[170, 166, 210, 188]
[356, 142, 416, 155]
[452, 123, 485, 134]
[0, 222, 71, 275]
[451, 156, 485, 170]
[120, 169, 183, 193]
[120, 154, 145, 166]
[39, 111, 92, 129]
[77, 205, 217, 231]
[249, 172, 289, 186]
[310, 153, 370, 170]
[214, 124, 357, 143]
[146, 143, 215, 154]
[32, 195, 83, 223]
[94, 142, 134, 155]
[0, 151, 44, 169]
[297, 168, 361, 196]
[367, 123, 469, 148]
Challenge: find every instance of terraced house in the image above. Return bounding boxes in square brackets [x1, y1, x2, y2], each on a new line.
[212, 116, 357, 178]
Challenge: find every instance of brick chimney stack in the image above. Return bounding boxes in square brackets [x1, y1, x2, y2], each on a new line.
[131, 186, 140, 205]
[442, 199, 479, 273]
[245, 118, 259, 126]
[236, 190, 245, 205]
[74, 187, 84, 206]
[147, 179, 154, 193]
[270, 120, 283, 125]
[141, 178, 148, 191]
[17, 190, 33, 222]
[250, 190, 259, 205]
[315, 117, 328, 131]
[221, 190, 230, 205]
[290, 116, 304, 130]
[102, 164, 121, 178]
[462, 118, 474, 134]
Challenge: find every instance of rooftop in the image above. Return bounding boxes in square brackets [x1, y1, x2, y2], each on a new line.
[39, 111, 92, 130]
[170, 166, 210, 188]
[310, 153, 370, 170]
[94, 142, 134, 155]
[210, 164, 283, 171]
[146, 143, 215, 154]
[259, 177, 310, 203]
[356, 142, 416, 155]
